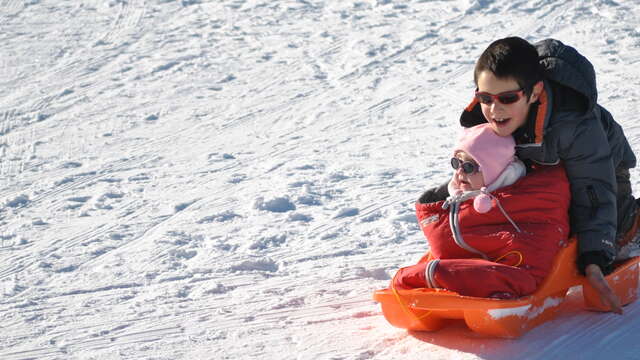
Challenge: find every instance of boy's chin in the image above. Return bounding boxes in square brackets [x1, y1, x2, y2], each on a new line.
[489, 121, 513, 135]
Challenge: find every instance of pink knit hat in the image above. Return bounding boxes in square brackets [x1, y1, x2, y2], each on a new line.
[453, 123, 515, 186]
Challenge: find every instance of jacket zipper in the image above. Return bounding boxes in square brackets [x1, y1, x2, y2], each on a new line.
[449, 202, 488, 259]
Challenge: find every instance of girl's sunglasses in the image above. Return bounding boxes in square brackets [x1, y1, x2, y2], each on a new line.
[475, 89, 524, 105]
[451, 157, 479, 174]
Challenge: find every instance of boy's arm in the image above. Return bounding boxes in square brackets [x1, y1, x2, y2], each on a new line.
[560, 114, 618, 274]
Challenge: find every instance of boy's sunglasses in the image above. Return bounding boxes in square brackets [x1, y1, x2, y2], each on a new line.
[475, 89, 524, 105]
[451, 157, 479, 174]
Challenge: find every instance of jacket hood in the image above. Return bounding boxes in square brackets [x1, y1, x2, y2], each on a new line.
[535, 38, 597, 113]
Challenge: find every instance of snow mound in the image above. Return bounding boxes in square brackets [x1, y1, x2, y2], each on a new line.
[230, 258, 279, 273]
[254, 196, 296, 213]
[5, 194, 30, 208]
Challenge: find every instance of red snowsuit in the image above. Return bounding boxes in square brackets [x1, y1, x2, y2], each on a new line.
[393, 165, 571, 299]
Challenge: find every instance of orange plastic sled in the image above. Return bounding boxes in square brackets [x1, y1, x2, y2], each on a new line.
[373, 238, 640, 338]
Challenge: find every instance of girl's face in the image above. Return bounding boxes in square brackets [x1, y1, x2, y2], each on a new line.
[476, 71, 542, 137]
[452, 151, 485, 191]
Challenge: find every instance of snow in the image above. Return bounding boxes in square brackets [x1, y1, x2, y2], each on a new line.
[2, 0, 640, 359]
[487, 304, 532, 320]
[525, 297, 564, 320]
[487, 297, 565, 321]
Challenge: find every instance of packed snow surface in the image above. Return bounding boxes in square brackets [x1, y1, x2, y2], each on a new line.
[2, 0, 640, 359]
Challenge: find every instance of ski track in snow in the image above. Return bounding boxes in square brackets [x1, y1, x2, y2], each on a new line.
[1, 0, 640, 359]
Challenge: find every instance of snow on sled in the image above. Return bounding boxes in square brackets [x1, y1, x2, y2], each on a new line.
[373, 237, 640, 338]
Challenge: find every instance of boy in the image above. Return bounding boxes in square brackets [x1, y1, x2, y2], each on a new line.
[423, 37, 636, 313]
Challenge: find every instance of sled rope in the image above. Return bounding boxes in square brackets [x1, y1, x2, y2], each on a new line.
[391, 271, 433, 321]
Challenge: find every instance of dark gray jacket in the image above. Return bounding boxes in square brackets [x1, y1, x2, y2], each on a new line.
[459, 39, 636, 268]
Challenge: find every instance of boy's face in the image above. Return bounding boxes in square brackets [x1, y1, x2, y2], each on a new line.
[476, 71, 541, 137]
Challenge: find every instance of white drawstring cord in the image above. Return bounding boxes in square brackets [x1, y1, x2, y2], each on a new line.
[442, 190, 481, 210]
[443, 188, 522, 233]
[480, 188, 522, 233]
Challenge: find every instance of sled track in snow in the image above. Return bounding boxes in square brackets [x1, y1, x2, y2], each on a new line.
[210, 296, 373, 330]
[1, 118, 250, 298]
[97, 0, 147, 46]
[3, 105, 232, 218]
[1, 154, 162, 219]
[0, 325, 184, 360]
[0, 221, 123, 282]
[0, 0, 147, 120]
[0, 0, 23, 26]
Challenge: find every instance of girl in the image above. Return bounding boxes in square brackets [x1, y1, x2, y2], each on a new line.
[393, 124, 570, 299]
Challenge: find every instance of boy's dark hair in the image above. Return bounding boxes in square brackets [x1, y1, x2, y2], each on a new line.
[474, 37, 543, 99]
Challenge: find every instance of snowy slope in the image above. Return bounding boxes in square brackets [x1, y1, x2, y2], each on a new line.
[1, 0, 640, 359]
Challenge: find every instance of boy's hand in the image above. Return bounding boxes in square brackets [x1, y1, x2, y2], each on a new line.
[585, 263, 623, 314]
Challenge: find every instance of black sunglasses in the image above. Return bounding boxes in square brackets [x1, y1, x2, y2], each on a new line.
[451, 157, 479, 174]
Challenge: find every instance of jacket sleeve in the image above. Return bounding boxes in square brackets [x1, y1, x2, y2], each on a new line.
[418, 179, 449, 204]
[559, 111, 618, 272]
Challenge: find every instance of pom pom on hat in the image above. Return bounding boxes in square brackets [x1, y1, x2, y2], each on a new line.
[473, 188, 493, 213]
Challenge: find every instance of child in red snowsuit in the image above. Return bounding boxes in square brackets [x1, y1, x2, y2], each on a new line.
[392, 124, 571, 299]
